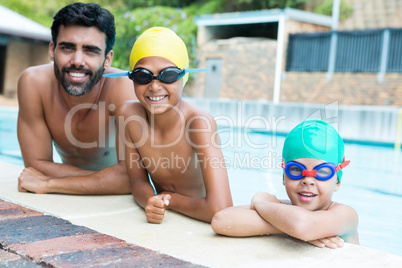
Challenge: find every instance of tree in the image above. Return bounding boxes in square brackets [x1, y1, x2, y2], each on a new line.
[221, 0, 308, 12]
[314, 0, 353, 20]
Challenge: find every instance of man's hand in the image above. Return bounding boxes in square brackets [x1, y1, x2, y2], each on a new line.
[18, 167, 50, 194]
[145, 194, 171, 224]
[308, 236, 345, 249]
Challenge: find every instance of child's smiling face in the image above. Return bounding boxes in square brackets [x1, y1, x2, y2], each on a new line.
[283, 157, 340, 211]
[133, 56, 184, 115]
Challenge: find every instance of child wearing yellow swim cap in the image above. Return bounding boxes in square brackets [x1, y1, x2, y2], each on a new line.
[211, 119, 359, 248]
[129, 27, 190, 85]
[114, 27, 232, 224]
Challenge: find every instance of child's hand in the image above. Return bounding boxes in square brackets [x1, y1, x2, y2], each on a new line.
[308, 236, 344, 249]
[145, 194, 171, 224]
[251, 192, 280, 209]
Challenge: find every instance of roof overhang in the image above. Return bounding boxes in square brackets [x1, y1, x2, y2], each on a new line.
[195, 8, 332, 27]
[0, 5, 51, 42]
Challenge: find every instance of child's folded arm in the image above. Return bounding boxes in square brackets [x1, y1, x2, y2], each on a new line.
[211, 205, 282, 237]
[253, 199, 358, 242]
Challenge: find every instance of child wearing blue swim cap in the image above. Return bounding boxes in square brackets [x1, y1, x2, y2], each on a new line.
[212, 119, 359, 248]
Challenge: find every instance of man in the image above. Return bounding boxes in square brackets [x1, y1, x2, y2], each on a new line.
[17, 3, 135, 194]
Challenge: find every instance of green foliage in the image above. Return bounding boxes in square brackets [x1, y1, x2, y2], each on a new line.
[222, 0, 307, 11]
[1, 0, 313, 70]
[113, 0, 231, 70]
[113, 6, 199, 70]
[109, 0, 198, 9]
[1, 0, 121, 27]
[314, 0, 353, 20]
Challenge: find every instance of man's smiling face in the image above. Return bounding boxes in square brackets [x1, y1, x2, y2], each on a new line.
[51, 25, 109, 96]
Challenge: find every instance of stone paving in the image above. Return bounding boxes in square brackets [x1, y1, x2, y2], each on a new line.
[0, 199, 202, 267]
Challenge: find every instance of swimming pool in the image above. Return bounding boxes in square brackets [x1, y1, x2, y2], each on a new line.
[219, 127, 402, 256]
[1, 107, 401, 256]
[0, 107, 61, 165]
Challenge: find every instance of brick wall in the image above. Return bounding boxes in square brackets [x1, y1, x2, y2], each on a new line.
[191, 10, 402, 106]
[280, 1, 402, 106]
[305, 0, 402, 30]
[339, 0, 402, 30]
[280, 73, 402, 105]
[190, 33, 402, 105]
[192, 37, 277, 100]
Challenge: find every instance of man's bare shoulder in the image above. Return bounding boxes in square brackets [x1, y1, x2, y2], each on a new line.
[18, 63, 57, 101]
[101, 67, 136, 107]
[19, 64, 55, 85]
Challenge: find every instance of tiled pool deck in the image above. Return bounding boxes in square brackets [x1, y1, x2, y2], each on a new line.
[1, 161, 402, 267]
[0, 200, 200, 267]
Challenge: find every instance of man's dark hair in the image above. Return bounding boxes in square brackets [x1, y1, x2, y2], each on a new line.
[51, 2, 116, 56]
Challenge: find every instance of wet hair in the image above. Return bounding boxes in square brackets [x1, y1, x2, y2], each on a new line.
[51, 2, 116, 56]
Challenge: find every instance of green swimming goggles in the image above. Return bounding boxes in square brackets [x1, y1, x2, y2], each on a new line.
[103, 67, 209, 85]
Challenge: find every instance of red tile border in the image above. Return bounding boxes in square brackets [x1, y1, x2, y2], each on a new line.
[10, 233, 126, 259]
[0, 249, 21, 261]
[0, 200, 203, 267]
[0, 201, 43, 220]
[0, 215, 96, 244]
[39, 243, 201, 267]
[0, 201, 21, 210]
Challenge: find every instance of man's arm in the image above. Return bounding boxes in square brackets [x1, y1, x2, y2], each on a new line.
[18, 162, 130, 194]
[17, 68, 85, 176]
[165, 112, 233, 222]
[17, 67, 132, 194]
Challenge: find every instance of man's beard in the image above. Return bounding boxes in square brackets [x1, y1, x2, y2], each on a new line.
[54, 62, 104, 96]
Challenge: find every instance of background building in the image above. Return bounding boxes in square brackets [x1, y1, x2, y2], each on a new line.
[190, 0, 402, 106]
[0, 5, 50, 98]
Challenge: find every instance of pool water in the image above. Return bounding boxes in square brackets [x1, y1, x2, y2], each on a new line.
[0, 108, 20, 165]
[1, 108, 401, 256]
[0, 108, 61, 165]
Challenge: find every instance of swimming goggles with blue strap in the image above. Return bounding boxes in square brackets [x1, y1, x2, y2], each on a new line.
[103, 67, 209, 85]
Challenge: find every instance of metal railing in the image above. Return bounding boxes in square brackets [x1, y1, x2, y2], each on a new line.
[286, 28, 402, 78]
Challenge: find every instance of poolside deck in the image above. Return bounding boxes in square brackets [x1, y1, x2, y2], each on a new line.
[1, 161, 401, 267]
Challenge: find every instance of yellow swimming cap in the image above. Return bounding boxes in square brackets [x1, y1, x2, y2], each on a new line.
[129, 27, 189, 85]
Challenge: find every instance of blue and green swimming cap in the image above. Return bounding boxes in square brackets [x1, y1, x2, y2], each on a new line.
[282, 119, 346, 182]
